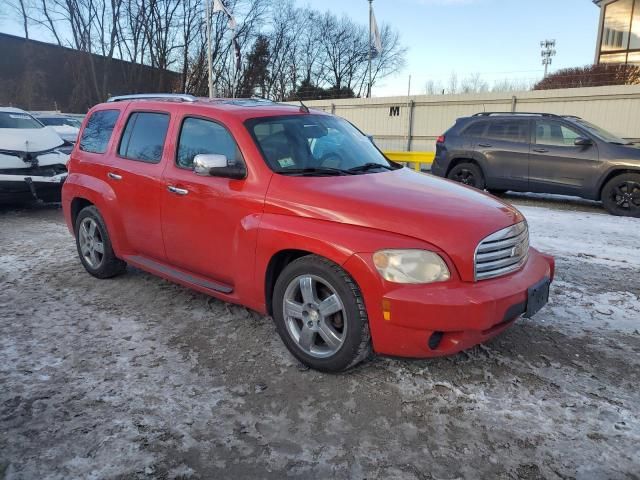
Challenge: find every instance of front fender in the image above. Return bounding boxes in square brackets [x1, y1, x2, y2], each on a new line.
[253, 214, 442, 311]
[62, 173, 129, 255]
[593, 164, 640, 200]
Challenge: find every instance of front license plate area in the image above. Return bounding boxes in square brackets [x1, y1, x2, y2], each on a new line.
[525, 278, 550, 318]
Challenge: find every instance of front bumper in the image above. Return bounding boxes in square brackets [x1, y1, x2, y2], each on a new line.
[343, 247, 555, 358]
[0, 173, 68, 204]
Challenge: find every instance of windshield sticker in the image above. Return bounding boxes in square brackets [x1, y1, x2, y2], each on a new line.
[278, 157, 295, 168]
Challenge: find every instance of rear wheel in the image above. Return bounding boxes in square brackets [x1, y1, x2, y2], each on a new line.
[601, 173, 640, 217]
[447, 162, 486, 190]
[75, 205, 127, 278]
[272, 255, 371, 372]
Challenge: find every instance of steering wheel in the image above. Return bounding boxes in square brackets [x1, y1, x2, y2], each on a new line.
[319, 152, 344, 169]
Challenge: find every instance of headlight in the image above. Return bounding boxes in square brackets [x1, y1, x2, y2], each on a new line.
[372, 249, 451, 284]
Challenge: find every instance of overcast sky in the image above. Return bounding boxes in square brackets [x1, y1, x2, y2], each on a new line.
[0, 0, 601, 97]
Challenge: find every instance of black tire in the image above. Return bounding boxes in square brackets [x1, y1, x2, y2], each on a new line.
[601, 173, 640, 218]
[74, 205, 127, 278]
[272, 255, 371, 372]
[447, 162, 486, 190]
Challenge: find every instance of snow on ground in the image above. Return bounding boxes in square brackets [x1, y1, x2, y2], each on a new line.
[1, 202, 639, 480]
[518, 205, 640, 336]
[521, 205, 640, 269]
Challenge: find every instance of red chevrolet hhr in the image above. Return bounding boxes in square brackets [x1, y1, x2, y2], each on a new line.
[62, 94, 555, 372]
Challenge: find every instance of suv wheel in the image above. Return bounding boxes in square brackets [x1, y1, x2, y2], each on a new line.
[601, 173, 640, 217]
[447, 162, 486, 190]
[75, 205, 127, 278]
[272, 255, 371, 372]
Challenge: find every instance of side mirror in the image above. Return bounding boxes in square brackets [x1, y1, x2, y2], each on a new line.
[574, 137, 593, 147]
[193, 153, 246, 180]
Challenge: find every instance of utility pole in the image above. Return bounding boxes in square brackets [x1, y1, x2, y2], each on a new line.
[368, 0, 373, 98]
[206, 0, 213, 99]
[540, 39, 557, 78]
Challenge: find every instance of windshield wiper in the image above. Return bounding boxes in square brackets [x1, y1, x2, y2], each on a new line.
[280, 167, 356, 176]
[348, 162, 394, 173]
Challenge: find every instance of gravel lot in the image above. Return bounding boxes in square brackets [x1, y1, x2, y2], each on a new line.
[1, 195, 639, 480]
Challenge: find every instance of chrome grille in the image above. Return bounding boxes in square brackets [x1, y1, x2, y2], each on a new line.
[475, 221, 529, 281]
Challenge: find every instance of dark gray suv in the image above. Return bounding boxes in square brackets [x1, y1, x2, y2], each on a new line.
[431, 112, 640, 217]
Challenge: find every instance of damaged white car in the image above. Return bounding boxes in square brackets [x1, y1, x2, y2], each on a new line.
[0, 107, 69, 204]
[33, 113, 81, 147]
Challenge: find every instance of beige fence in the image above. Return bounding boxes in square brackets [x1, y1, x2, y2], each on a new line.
[297, 85, 640, 152]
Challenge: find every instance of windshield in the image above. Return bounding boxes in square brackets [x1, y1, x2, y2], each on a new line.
[38, 117, 81, 128]
[246, 114, 395, 175]
[574, 119, 630, 145]
[0, 112, 43, 129]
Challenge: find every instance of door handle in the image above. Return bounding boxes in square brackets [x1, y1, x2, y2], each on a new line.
[107, 172, 122, 180]
[533, 148, 549, 153]
[478, 143, 492, 148]
[167, 185, 189, 196]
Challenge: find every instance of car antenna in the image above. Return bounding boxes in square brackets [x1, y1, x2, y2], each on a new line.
[297, 95, 310, 113]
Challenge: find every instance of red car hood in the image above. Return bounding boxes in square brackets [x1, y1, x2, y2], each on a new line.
[264, 168, 524, 281]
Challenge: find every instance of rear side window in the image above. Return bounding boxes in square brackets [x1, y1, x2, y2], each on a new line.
[80, 110, 120, 154]
[118, 112, 170, 163]
[462, 121, 488, 137]
[485, 120, 529, 143]
[176, 117, 244, 169]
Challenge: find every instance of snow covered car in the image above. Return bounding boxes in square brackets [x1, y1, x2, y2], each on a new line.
[33, 113, 81, 149]
[0, 107, 69, 204]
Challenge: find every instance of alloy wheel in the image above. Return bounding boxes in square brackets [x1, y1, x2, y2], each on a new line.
[454, 169, 476, 187]
[611, 180, 640, 213]
[78, 217, 105, 269]
[282, 274, 347, 358]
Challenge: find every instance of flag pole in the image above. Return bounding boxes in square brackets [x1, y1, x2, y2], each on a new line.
[206, 0, 213, 99]
[368, 0, 373, 98]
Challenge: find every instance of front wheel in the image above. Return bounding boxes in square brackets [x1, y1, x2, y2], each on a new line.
[601, 173, 640, 217]
[272, 255, 371, 372]
[447, 162, 486, 190]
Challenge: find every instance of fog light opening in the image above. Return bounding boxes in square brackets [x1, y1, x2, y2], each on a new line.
[428, 331, 444, 350]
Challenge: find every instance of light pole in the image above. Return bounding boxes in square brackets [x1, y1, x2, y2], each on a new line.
[206, 0, 213, 98]
[368, 0, 373, 98]
[540, 39, 556, 78]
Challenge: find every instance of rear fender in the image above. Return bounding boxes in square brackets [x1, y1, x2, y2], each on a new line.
[62, 173, 130, 255]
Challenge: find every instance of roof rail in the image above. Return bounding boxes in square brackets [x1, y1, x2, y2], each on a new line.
[249, 96, 276, 103]
[472, 112, 581, 119]
[107, 93, 197, 103]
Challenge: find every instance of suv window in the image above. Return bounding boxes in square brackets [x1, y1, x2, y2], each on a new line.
[0, 112, 43, 129]
[176, 117, 244, 169]
[79, 110, 120, 154]
[118, 112, 170, 163]
[485, 120, 529, 143]
[535, 120, 582, 147]
[462, 121, 488, 137]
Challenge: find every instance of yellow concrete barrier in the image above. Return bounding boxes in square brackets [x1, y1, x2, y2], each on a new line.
[384, 151, 435, 172]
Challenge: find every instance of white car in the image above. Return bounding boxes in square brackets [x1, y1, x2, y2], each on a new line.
[0, 107, 69, 204]
[33, 113, 81, 145]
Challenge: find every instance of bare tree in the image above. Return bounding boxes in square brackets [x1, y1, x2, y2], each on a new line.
[460, 72, 489, 94]
[6, 0, 406, 103]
